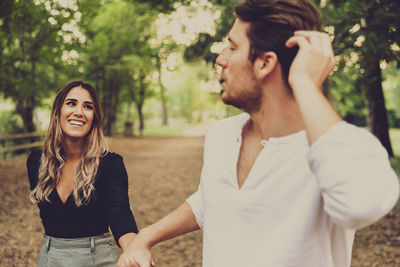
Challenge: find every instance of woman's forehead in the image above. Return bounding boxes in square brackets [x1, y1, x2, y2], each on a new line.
[65, 86, 93, 102]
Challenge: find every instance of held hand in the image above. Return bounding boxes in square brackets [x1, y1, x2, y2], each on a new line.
[286, 31, 335, 90]
[117, 236, 155, 267]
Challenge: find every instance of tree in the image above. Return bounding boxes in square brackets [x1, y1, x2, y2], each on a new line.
[152, 38, 179, 126]
[81, 0, 156, 135]
[321, 0, 400, 157]
[0, 0, 75, 132]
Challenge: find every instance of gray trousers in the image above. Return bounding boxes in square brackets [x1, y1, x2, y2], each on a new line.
[38, 233, 118, 267]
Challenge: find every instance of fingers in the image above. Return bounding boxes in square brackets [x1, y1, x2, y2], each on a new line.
[285, 30, 335, 89]
[286, 35, 310, 49]
[118, 256, 140, 267]
[287, 30, 334, 65]
[287, 31, 331, 47]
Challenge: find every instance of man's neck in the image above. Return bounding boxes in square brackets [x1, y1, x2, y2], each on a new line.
[246, 91, 305, 141]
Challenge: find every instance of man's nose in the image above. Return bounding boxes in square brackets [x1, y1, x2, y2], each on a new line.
[216, 49, 228, 67]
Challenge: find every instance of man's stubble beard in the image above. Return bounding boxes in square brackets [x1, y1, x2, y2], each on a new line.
[221, 72, 263, 114]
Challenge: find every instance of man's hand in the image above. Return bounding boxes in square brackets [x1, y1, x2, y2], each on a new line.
[116, 202, 199, 267]
[285, 30, 341, 144]
[117, 231, 155, 267]
[286, 30, 335, 90]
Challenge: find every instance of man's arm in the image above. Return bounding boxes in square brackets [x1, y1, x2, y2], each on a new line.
[286, 31, 341, 145]
[117, 202, 200, 267]
[286, 31, 399, 229]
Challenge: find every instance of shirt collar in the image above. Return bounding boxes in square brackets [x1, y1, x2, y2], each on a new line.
[235, 112, 306, 145]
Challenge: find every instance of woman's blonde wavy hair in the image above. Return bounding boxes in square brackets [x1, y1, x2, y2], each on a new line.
[30, 81, 108, 207]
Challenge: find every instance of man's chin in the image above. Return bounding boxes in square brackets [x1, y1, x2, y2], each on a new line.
[221, 94, 238, 108]
[220, 91, 230, 105]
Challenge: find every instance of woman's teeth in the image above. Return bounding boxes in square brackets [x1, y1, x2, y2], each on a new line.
[69, 120, 84, 126]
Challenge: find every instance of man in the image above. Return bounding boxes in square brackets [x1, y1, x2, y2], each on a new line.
[118, 0, 400, 266]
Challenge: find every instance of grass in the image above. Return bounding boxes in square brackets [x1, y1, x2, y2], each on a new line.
[390, 158, 400, 176]
[389, 128, 400, 157]
[389, 129, 400, 176]
[142, 123, 195, 136]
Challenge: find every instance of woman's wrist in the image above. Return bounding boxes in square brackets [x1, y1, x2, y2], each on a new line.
[137, 227, 157, 249]
[119, 232, 137, 251]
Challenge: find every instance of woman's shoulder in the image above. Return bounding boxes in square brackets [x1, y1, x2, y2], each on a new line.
[27, 149, 42, 167]
[99, 151, 124, 167]
[101, 151, 123, 160]
[26, 149, 42, 189]
[96, 152, 127, 182]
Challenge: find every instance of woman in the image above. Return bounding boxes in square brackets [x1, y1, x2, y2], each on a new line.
[27, 81, 138, 266]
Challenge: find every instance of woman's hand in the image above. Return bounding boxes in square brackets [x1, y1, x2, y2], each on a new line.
[117, 231, 155, 267]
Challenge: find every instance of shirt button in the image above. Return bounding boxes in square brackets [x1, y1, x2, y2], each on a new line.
[261, 140, 267, 146]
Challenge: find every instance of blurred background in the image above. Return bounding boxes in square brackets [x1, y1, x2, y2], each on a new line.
[0, 0, 400, 266]
[0, 0, 399, 158]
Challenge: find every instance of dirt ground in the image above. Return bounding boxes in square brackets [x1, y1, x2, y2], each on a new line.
[0, 136, 399, 267]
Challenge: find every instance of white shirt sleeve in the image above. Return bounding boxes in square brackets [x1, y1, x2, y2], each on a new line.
[186, 125, 216, 230]
[308, 121, 400, 230]
[186, 186, 204, 229]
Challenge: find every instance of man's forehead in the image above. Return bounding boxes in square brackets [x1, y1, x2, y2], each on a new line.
[228, 19, 250, 42]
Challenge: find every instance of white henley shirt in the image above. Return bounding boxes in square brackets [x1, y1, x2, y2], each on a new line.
[187, 113, 399, 267]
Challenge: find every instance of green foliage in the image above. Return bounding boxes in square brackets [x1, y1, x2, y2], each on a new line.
[383, 63, 400, 127]
[134, 0, 191, 13]
[2, 0, 398, 142]
[320, 0, 400, 155]
[0, 0, 77, 132]
[143, 123, 193, 136]
[329, 66, 367, 126]
[184, 0, 239, 64]
[389, 128, 400, 158]
[79, 0, 158, 135]
[0, 110, 24, 134]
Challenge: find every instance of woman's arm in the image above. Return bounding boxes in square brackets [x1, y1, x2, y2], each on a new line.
[105, 153, 139, 247]
[119, 233, 137, 251]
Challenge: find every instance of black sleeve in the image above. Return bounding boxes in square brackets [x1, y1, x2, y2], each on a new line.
[26, 150, 42, 190]
[105, 154, 138, 247]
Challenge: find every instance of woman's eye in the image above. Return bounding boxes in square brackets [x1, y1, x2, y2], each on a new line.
[66, 101, 75, 106]
[85, 104, 94, 110]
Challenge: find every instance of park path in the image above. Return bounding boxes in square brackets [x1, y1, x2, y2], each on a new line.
[0, 134, 399, 266]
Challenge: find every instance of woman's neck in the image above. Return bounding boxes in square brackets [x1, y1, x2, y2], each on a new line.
[63, 138, 84, 160]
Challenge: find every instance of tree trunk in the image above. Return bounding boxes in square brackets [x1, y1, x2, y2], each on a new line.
[157, 57, 168, 126]
[16, 97, 36, 133]
[364, 60, 394, 157]
[101, 74, 121, 136]
[135, 76, 146, 137]
[102, 81, 112, 136]
[136, 103, 144, 137]
[161, 94, 168, 126]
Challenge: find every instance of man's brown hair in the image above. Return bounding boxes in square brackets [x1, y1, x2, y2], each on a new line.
[235, 0, 321, 85]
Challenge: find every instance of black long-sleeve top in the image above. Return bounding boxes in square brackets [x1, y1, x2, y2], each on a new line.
[27, 150, 138, 246]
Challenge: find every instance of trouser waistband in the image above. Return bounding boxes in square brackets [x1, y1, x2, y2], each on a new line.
[43, 233, 113, 252]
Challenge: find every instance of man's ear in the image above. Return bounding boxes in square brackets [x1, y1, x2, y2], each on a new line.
[253, 51, 278, 80]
